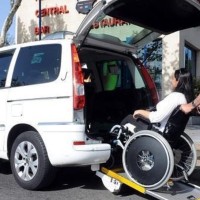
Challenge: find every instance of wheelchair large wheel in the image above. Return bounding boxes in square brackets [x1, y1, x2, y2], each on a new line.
[170, 132, 197, 181]
[122, 130, 174, 190]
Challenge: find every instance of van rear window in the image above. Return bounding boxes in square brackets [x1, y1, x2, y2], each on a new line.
[11, 44, 61, 86]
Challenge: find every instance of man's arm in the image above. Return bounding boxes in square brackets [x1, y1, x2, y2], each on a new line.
[181, 94, 200, 114]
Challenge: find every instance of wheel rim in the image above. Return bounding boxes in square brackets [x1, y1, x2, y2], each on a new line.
[171, 133, 197, 181]
[14, 141, 39, 181]
[123, 130, 174, 190]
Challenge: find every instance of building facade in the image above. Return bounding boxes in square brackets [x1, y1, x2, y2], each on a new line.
[16, 0, 84, 43]
[16, 0, 200, 98]
[162, 28, 200, 97]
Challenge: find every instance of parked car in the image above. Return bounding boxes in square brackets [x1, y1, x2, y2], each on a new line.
[0, 0, 200, 190]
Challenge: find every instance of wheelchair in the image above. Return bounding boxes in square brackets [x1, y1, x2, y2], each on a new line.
[109, 106, 197, 190]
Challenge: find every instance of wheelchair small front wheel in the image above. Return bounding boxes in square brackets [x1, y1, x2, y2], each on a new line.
[122, 130, 174, 190]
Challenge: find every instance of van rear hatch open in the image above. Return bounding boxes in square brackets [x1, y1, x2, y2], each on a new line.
[74, 0, 200, 51]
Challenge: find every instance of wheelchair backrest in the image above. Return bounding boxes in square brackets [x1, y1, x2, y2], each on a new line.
[162, 105, 190, 144]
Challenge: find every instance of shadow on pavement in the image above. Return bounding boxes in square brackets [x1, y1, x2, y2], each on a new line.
[47, 166, 106, 191]
[0, 159, 11, 175]
[190, 166, 200, 186]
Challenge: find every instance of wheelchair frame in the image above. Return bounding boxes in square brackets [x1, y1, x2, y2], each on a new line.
[108, 116, 197, 190]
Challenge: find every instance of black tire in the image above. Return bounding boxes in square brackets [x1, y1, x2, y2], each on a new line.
[10, 131, 56, 190]
[123, 130, 174, 190]
[170, 133, 197, 181]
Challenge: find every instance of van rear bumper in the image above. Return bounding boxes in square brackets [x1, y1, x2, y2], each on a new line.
[49, 143, 111, 166]
[72, 143, 111, 165]
[39, 124, 111, 166]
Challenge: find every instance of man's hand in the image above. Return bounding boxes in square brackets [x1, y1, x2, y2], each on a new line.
[180, 103, 193, 114]
[180, 103, 200, 114]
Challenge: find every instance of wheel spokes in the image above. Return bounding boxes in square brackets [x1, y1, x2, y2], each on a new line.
[14, 141, 39, 181]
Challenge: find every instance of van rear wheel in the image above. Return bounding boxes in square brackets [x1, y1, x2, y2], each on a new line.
[10, 131, 56, 190]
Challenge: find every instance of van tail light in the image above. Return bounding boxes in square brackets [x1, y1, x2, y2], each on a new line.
[71, 44, 85, 110]
[73, 141, 85, 145]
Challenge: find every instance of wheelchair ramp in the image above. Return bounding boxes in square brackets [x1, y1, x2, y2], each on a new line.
[97, 167, 200, 200]
[147, 182, 200, 200]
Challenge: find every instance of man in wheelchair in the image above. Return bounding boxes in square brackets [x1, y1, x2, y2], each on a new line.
[109, 68, 197, 190]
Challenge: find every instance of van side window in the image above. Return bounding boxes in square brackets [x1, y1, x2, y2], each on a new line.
[11, 44, 61, 87]
[0, 52, 14, 88]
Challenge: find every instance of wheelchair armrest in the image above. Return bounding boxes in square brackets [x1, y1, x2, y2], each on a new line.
[136, 116, 160, 130]
[136, 116, 151, 125]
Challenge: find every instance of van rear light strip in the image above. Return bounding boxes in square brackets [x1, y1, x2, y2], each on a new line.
[73, 141, 85, 145]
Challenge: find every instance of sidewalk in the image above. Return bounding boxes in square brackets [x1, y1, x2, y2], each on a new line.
[185, 124, 200, 146]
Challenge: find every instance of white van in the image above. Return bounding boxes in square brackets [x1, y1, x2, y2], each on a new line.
[0, 0, 200, 190]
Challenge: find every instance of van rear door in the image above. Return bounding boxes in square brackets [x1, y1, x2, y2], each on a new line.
[74, 0, 200, 51]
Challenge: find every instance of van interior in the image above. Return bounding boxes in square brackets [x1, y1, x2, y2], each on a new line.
[79, 47, 154, 139]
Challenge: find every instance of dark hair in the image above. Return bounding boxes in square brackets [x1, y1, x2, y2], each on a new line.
[174, 68, 194, 102]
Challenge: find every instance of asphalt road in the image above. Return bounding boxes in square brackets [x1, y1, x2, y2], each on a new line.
[0, 160, 155, 200]
[0, 159, 199, 200]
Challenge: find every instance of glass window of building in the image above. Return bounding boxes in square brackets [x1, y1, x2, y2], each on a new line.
[184, 44, 200, 97]
[136, 40, 162, 90]
[184, 44, 196, 76]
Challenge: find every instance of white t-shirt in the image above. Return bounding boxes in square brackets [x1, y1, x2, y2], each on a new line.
[149, 92, 187, 132]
